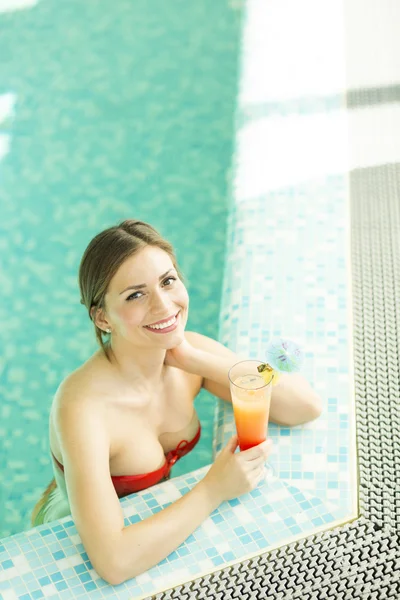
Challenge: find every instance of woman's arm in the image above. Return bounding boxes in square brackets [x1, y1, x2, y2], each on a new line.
[183, 331, 323, 426]
[55, 386, 222, 585]
[116, 478, 219, 583]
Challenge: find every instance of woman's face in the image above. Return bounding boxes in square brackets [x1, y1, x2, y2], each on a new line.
[104, 246, 189, 347]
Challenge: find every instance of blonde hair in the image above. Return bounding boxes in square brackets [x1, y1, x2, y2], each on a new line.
[78, 219, 184, 361]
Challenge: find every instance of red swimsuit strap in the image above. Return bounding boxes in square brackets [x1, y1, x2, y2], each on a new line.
[164, 423, 202, 470]
[51, 423, 202, 481]
[51, 452, 65, 472]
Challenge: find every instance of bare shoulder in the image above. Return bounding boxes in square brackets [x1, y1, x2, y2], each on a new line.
[50, 355, 119, 459]
[53, 364, 105, 414]
[184, 330, 237, 359]
[54, 350, 118, 402]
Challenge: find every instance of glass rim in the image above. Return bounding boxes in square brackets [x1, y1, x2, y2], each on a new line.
[228, 359, 273, 390]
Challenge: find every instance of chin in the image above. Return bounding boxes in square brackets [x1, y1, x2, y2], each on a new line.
[166, 331, 185, 347]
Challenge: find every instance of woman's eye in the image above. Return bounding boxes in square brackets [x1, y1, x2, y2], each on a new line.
[126, 291, 143, 301]
[126, 276, 176, 301]
[163, 276, 176, 286]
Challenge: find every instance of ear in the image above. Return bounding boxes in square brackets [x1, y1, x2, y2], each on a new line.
[90, 306, 111, 332]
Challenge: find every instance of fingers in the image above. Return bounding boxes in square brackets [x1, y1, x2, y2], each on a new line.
[225, 435, 238, 453]
[247, 454, 268, 471]
[241, 439, 273, 461]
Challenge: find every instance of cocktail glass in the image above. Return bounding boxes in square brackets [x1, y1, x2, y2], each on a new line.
[228, 360, 275, 484]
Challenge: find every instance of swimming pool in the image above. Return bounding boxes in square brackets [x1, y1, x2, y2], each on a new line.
[1, 0, 399, 598]
[0, 0, 243, 538]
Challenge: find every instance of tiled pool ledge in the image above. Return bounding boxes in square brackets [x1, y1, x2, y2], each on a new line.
[214, 176, 358, 517]
[0, 461, 353, 600]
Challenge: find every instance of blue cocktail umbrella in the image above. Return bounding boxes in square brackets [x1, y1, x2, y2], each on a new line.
[265, 337, 304, 373]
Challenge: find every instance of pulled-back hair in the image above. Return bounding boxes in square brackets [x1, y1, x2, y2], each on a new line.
[78, 219, 184, 361]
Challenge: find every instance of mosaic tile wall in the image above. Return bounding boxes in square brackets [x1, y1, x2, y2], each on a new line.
[214, 179, 357, 511]
[214, 0, 357, 515]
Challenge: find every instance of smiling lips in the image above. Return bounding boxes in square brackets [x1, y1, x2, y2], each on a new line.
[144, 311, 180, 333]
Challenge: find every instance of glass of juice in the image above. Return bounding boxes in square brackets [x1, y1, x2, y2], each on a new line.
[228, 360, 274, 483]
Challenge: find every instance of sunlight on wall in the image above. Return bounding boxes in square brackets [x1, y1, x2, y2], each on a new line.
[0, 92, 15, 163]
[0, 0, 38, 13]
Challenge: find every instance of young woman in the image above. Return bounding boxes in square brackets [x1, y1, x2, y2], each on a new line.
[31, 219, 322, 584]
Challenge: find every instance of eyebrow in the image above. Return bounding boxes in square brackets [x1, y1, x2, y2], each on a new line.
[119, 269, 175, 295]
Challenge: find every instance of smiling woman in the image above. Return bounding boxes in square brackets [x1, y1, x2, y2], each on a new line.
[79, 219, 188, 362]
[30, 219, 277, 584]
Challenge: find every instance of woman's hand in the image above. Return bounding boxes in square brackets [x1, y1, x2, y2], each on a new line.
[203, 435, 274, 504]
[164, 337, 199, 372]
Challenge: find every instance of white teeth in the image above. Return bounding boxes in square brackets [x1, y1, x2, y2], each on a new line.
[147, 315, 177, 330]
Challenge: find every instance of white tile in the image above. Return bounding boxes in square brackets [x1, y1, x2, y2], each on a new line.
[295, 480, 317, 491]
[302, 454, 328, 471]
[294, 512, 309, 524]
[265, 511, 281, 523]
[325, 298, 338, 310]
[232, 505, 255, 524]
[202, 519, 221, 538]
[91, 569, 101, 581]
[315, 358, 339, 368]
[55, 555, 82, 570]
[215, 542, 231, 554]
[315, 382, 327, 391]
[327, 489, 341, 501]
[277, 437, 292, 446]
[173, 567, 192, 581]
[69, 534, 81, 546]
[156, 482, 183, 501]
[151, 491, 173, 506]
[199, 559, 215, 572]
[135, 571, 152, 585]
[307, 415, 329, 431]
[0, 567, 17, 581]
[42, 583, 58, 597]
[267, 488, 291, 503]
[327, 463, 340, 473]
[1, 589, 18, 600]
[13, 554, 30, 575]
[294, 316, 307, 324]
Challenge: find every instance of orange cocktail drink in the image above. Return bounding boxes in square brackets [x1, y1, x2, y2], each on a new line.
[228, 360, 273, 451]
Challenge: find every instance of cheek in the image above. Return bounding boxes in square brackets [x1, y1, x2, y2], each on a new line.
[178, 284, 189, 306]
[119, 302, 144, 326]
[179, 287, 189, 324]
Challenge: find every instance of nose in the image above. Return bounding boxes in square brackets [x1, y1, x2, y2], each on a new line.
[150, 288, 173, 315]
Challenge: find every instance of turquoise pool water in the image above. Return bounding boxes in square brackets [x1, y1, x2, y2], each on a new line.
[0, 0, 243, 538]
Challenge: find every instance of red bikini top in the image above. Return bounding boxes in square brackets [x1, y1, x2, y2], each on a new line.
[51, 423, 201, 498]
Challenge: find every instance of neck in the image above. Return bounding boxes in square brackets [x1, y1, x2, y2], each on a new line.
[104, 337, 167, 390]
